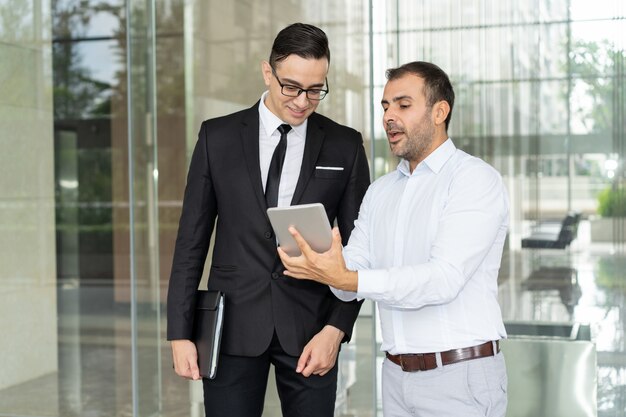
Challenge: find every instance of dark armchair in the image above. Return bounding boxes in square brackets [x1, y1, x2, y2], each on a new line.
[521, 212, 581, 249]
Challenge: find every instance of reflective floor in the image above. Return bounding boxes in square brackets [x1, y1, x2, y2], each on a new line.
[1, 220, 625, 417]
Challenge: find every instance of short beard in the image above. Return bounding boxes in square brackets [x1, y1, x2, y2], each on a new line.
[394, 113, 435, 163]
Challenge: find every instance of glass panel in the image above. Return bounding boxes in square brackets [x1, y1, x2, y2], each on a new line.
[374, 1, 625, 417]
[1, 0, 624, 416]
[1, 0, 162, 411]
[571, 0, 626, 21]
[126, 0, 161, 413]
[157, 1, 376, 416]
[0, 0, 57, 415]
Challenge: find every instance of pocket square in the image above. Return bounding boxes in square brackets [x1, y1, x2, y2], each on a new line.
[315, 166, 344, 171]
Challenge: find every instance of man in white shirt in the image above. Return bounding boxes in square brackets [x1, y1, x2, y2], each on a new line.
[279, 61, 509, 417]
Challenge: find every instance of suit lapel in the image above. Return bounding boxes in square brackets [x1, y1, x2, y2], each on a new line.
[291, 114, 324, 205]
[240, 102, 267, 214]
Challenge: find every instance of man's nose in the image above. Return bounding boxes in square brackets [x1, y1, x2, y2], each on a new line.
[293, 92, 310, 108]
[383, 110, 395, 125]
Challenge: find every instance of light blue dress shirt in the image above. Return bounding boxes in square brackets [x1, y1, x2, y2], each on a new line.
[334, 139, 509, 354]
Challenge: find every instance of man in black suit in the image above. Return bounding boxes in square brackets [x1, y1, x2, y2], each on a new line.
[167, 23, 370, 417]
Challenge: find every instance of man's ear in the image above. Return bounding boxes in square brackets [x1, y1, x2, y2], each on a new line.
[261, 61, 272, 87]
[432, 100, 450, 127]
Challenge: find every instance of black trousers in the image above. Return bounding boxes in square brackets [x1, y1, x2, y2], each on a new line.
[203, 331, 338, 417]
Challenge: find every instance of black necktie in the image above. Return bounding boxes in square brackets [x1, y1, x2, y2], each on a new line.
[265, 124, 292, 207]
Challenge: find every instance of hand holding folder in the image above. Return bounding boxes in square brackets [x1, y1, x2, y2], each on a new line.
[192, 290, 225, 379]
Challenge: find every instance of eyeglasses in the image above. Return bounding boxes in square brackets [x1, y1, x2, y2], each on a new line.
[271, 67, 329, 101]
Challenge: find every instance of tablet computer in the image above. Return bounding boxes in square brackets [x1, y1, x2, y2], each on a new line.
[267, 203, 332, 257]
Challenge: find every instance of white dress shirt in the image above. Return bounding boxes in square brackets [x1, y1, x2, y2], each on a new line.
[258, 91, 307, 207]
[334, 139, 509, 354]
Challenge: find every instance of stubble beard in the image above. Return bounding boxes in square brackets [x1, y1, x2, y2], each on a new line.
[393, 114, 435, 164]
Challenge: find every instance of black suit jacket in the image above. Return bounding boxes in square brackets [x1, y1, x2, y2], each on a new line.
[167, 102, 370, 357]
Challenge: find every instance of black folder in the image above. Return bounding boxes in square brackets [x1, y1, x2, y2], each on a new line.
[192, 290, 225, 379]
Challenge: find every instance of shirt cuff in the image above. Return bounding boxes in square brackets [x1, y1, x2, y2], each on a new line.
[356, 269, 387, 301]
[330, 286, 358, 302]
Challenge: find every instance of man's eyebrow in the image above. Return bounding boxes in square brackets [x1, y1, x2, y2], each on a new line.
[392, 95, 413, 102]
[280, 77, 326, 89]
[381, 95, 413, 106]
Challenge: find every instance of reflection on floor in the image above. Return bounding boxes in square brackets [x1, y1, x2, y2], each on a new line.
[0, 306, 377, 417]
[1, 220, 626, 417]
[502, 220, 626, 417]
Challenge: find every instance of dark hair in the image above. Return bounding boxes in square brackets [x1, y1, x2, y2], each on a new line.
[269, 23, 330, 69]
[386, 61, 455, 131]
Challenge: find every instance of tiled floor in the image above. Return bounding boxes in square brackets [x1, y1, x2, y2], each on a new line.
[1, 220, 626, 417]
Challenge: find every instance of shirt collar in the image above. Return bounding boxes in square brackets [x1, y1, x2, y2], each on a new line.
[397, 138, 456, 176]
[258, 91, 308, 139]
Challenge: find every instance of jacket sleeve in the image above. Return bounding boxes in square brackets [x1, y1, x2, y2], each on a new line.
[325, 134, 370, 342]
[166, 122, 218, 340]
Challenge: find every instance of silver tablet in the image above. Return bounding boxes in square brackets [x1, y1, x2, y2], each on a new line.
[267, 203, 332, 257]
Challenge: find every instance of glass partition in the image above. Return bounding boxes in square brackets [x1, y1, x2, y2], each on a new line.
[370, 1, 625, 416]
[1, 0, 624, 416]
[155, 1, 375, 415]
[0, 0, 161, 412]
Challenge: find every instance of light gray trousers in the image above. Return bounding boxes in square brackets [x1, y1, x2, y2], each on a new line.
[382, 352, 507, 417]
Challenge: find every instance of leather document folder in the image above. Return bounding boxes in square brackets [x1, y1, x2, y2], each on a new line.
[192, 290, 225, 379]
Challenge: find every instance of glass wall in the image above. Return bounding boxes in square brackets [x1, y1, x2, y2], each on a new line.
[155, 2, 375, 414]
[0, 0, 57, 414]
[0, 0, 374, 416]
[1, 0, 162, 413]
[1, 0, 624, 416]
[369, 1, 625, 416]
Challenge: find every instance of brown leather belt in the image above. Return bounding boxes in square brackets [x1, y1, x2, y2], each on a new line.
[386, 340, 500, 372]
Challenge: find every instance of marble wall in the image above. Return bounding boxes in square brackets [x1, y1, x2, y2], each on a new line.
[0, 0, 58, 390]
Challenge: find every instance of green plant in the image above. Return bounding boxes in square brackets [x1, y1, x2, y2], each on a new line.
[597, 186, 626, 217]
[595, 256, 626, 291]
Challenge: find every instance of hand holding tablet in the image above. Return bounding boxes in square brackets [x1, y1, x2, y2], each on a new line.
[267, 203, 332, 256]
[271, 203, 359, 292]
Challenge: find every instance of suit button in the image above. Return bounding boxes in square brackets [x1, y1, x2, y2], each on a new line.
[271, 272, 280, 280]
[264, 231, 273, 239]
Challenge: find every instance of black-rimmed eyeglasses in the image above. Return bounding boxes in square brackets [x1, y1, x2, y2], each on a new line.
[271, 67, 329, 101]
